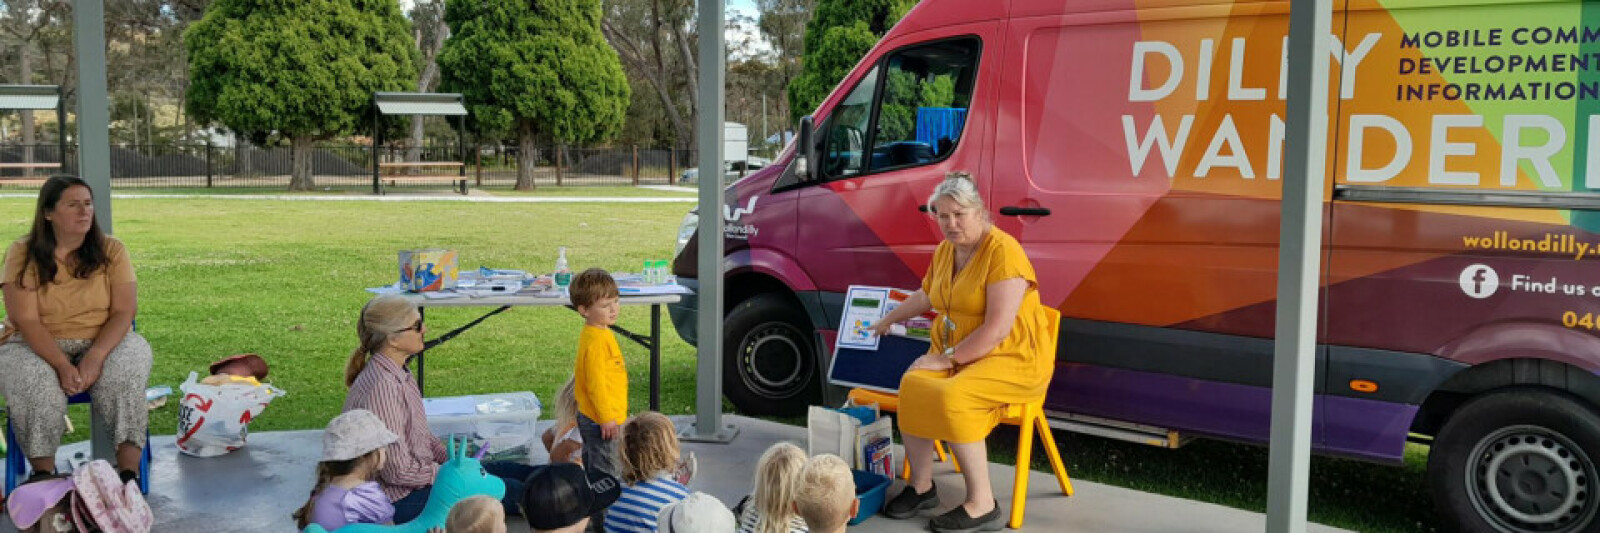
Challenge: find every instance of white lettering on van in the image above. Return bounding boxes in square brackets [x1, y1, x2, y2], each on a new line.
[1429, 115, 1482, 185]
[1329, 33, 1381, 100]
[1227, 38, 1266, 101]
[1129, 41, 1183, 102]
[1501, 115, 1565, 188]
[1196, 115, 1255, 178]
[1345, 115, 1411, 183]
[1589, 115, 1600, 189]
[1267, 114, 1285, 180]
[1122, 115, 1193, 177]
[1131, 33, 1381, 104]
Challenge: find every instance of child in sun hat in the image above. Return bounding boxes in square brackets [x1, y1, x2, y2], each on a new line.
[294, 409, 401, 530]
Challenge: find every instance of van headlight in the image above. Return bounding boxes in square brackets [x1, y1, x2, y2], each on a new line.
[674, 210, 699, 257]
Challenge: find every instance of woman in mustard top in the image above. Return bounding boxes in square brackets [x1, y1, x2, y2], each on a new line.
[0, 176, 152, 485]
[867, 173, 1057, 532]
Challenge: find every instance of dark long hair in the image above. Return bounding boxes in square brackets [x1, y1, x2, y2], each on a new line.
[15, 176, 109, 289]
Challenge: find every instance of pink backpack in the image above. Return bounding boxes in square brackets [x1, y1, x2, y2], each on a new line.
[6, 460, 151, 533]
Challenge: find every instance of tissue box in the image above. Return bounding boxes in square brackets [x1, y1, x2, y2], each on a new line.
[399, 249, 459, 292]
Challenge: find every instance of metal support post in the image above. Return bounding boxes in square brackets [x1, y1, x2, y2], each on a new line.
[1266, 1, 1334, 531]
[682, 0, 737, 443]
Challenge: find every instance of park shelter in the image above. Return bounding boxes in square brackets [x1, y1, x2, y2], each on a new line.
[0, 84, 70, 180]
[371, 92, 470, 194]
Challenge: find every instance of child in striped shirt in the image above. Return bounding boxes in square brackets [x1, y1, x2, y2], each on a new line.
[603, 412, 689, 533]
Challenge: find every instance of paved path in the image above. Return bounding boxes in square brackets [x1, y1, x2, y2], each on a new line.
[1, 415, 1351, 532]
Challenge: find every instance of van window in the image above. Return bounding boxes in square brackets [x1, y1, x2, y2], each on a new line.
[822, 66, 879, 177]
[868, 38, 979, 172]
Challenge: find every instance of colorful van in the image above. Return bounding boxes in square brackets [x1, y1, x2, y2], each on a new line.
[669, 0, 1600, 530]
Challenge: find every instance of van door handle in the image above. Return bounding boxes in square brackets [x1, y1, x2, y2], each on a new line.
[999, 206, 1051, 216]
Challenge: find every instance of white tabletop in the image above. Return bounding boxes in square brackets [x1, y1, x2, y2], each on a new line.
[395, 292, 682, 308]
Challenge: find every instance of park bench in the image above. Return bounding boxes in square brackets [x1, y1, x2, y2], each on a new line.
[0, 162, 60, 188]
[377, 161, 468, 195]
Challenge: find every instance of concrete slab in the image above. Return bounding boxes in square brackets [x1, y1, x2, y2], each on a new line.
[2, 415, 1351, 532]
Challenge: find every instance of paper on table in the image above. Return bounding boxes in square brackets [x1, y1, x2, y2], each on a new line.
[424, 397, 478, 416]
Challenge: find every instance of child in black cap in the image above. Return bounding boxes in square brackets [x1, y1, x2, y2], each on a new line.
[522, 463, 622, 533]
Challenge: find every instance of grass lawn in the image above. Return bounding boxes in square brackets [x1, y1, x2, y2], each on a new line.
[0, 197, 1437, 531]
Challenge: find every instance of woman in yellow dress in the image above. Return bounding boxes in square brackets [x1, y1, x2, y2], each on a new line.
[867, 172, 1057, 532]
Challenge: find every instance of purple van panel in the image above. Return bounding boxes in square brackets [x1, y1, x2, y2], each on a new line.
[1048, 364, 1411, 462]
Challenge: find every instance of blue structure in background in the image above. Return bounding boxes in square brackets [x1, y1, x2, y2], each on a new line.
[916, 107, 969, 156]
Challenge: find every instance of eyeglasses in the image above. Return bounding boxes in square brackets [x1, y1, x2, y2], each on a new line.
[396, 319, 423, 334]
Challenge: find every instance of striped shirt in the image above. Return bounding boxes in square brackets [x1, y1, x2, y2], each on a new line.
[737, 506, 809, 533]
[604, 474, 690, 533]
[343, 354, 447, 501]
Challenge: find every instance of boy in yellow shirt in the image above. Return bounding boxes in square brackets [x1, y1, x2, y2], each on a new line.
[570, 268, 626, 481]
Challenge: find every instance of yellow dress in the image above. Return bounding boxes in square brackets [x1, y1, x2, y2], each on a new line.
[898, 226, 1058, 443]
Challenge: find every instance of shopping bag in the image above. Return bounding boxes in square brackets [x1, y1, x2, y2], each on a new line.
[175, 371, 285, 457]
[806, 405, 859, 459]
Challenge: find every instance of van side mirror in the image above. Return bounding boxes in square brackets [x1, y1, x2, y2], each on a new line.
[797, 116, 816, 181]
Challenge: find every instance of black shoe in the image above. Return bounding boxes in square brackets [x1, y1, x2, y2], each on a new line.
[883, 482, 939, 519]
[23, 470, 60, 485]
[928, 500, 1005, 533]
[118, 469, 139, 486]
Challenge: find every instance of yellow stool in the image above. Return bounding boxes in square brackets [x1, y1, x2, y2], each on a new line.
[848, 388, 1074, 528]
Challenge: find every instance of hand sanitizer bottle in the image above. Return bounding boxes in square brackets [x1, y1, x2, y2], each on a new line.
[554, 247, 572, 291]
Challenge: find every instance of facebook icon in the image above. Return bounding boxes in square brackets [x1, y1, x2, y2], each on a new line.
[1459, 264, 1500, 299]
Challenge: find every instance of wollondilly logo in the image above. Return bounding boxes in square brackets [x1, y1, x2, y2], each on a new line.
[1459, 264, 1500, 299]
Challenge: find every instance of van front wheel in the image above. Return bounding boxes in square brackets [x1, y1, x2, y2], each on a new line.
[1428, 389, 1600, 533]
[722, 293, 820, 416]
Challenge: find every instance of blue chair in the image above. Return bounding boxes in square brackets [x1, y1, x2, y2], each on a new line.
[4, 391, 152, 495]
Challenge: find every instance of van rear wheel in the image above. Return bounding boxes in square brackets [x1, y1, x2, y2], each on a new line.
[722, 293, 820, 416]
[1428, 389, 1600, 533]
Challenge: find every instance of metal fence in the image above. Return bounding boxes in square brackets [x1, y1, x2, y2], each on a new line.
[0, 143, 709, 191]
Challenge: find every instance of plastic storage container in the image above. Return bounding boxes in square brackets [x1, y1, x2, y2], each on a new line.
[424, 392, 542, 464]
[850, 469, 892, 525]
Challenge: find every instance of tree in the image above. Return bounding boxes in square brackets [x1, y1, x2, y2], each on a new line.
[185, 0, 418, 191]
[756, 0, 814, 127]
[787, 0, 913, 123]
[601, 0, 697, 151]
[406, 0, 448, 164]
[438, 0, 630, 190]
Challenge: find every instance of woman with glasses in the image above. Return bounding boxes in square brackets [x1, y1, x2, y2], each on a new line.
[864, 172, 1057, 532]
[341, 294, 540, 523]
[0, 176, 152, 487]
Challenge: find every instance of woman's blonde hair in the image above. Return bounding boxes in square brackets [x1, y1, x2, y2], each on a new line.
[344, 295, 418, 387]
[619, 411, 680, 484]
[926, 171, 986, 214]
[555, 376, 579, 430]
[751, 442, 807, 533]
[444, 495, 505, 533]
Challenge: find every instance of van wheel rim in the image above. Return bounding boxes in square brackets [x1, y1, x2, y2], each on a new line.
[737, 322, 809, 398]
[1468, 425, 1595, 532]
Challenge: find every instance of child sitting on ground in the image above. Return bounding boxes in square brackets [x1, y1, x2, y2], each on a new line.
[735, 442, 809, 533]
[658, 492, 738, 532]
[794, 455, 858, 533]
[446, 495, 507, 533]
[604, 412, 690, 533]
[294, 409, 399, 530]
[541, 377, 584, 465]
[570, 268, 626, 479]
[522, 462, 622, 533]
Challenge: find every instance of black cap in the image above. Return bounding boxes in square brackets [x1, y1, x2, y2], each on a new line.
[523, 463, 622, 530]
